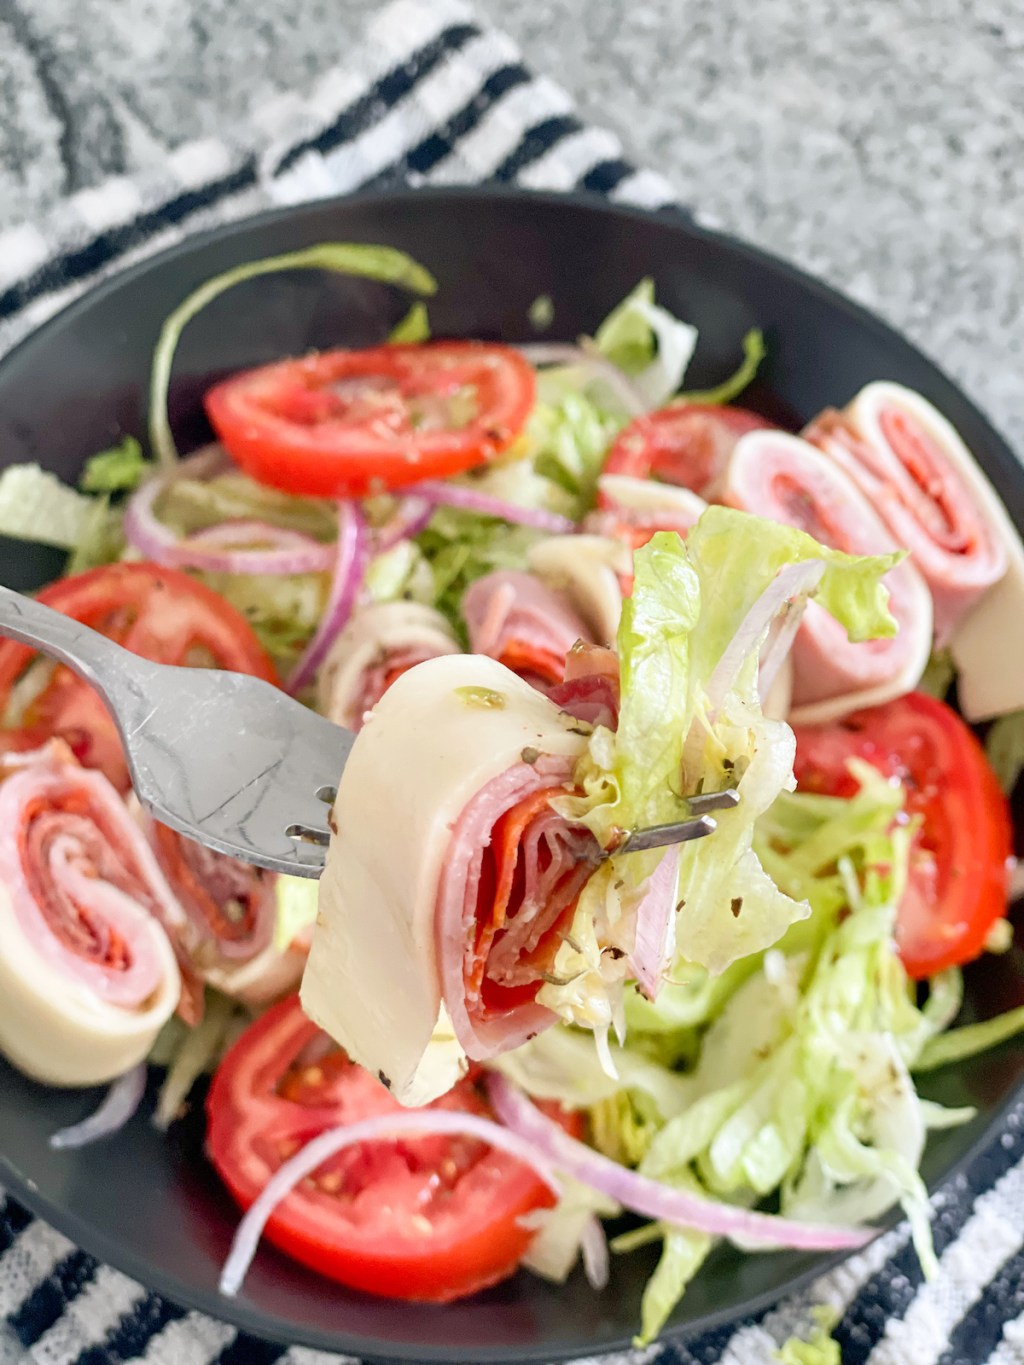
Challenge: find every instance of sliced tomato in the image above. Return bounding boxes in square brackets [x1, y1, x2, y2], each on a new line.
[204, 342, 536, 498]
[792, 692, 1012, 979]
[0, 564, 277, 790]
[600, 402, 771, 499]
[206, 996, 580, 1302]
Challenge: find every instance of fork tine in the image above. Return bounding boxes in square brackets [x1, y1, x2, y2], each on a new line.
[687, 787, 740, 815]
[286, 822, 332, 847]
[617, 813, 717, 855]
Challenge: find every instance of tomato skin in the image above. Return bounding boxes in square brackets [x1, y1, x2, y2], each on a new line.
[204, 342, 536, 498]
[206, 996, 581, 1302]
[0, 564, 277, 789]
[601, 403, 771, 498]
[792, 692, 1012, 979]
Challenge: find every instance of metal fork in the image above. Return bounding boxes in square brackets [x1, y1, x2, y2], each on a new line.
[0, 584, 736, 877]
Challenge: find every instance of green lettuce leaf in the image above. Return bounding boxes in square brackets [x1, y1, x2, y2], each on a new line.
[197, 570, 327, 669]
[914, 1003, 1024, 1073]
[151, 990, 239, 1129]
[79, 436, 151, 494]
[527, 388, 623, 516]
[388, 300, 431, 343]
[528, 294, 555, 331]
[364, 539, 435, 606]
[157, 468, 338, 540]
[490, 1026, 693, 1119]
[149, 242, 437, 468]
[775, 1307, 842, 1365]
[678, 328, 765, 407]
[593, 278, 698, 407]
[521, 764, 984, 1329]
[634, 1220, 712, 1346]
[985, 709, 1024, 794]
[0, 464, 112, 551]
[550, 511, 899, 985]
[414, 508, 543, 644]
[519, 1178, 620, 1284]
[917, 647, 956, 701]
[274, 875, 321, 952]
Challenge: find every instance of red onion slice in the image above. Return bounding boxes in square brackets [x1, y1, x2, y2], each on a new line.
[518, 343, 647, 418]
[630, 845, 681, 1000]
[49, 1063, 147, 1149]
[486, 1074, 873, 1252]
[409, 481, 576, 535]
[705, 561, 826, 716]
[374, 496, 434, 551]
[579, 1214, 611, 1289]
[124, 476, 336, 575]
[285, 502, 370, 695]
[219, 1108, 563, 1297]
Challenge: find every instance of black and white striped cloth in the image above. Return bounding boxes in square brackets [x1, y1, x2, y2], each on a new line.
[1, 1, 1023, 1361]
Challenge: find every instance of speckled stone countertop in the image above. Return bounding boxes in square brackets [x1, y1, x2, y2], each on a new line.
[2, 0, 1021, 450]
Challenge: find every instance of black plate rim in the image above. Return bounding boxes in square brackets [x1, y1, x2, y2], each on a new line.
[0, 182, 1020, 1363]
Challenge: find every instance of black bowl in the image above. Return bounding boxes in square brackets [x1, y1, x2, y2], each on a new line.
[0, 187, 1022, 1363]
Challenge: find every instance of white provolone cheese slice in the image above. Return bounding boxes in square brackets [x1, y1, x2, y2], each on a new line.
[527, 534, 629, 647]
[851, 383, 1024, 721]
[0, 882, 179, 1087]
[302, 654, 589, 1105]
[317, 602, 460, 729]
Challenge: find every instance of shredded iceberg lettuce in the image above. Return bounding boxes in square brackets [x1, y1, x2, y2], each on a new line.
[149, 242, 437, 468]
[775, 1307, 842, 1365]
[388, 300, 431, 343]
[528, 295, 555, 331]
[0, 464, 115, 552]
[274, 875, 321, 953]
[613, 1192, 712, 1346]
[914, 1003, 1024, 1073]
[79, 436, 151, 494]
[413, 507, 544, 644]
[197, 569, 327, 669]
[918, 647, 956, 702]
[527, 387, 624, 516]
[506, 756, 969, 1335]
[593, 278, 698, 408]
[678, 328, 765, 407]
[156, 466, 337, 541]
[985, 708, 1024, 795]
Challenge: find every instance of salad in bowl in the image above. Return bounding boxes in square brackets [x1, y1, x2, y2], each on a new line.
[0, 241, 1022, 1346]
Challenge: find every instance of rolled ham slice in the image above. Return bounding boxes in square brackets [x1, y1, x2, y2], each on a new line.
[317, 601, 460, 731]
[301, 654, 595, 1106]
[527, 535, 630, 649]
[462, 571, 592, 690]
[722, 430, 932, 724]
[804, 382, 1007, 644]
[0, 745, 180, 1086]
[132, 807, 301, 1009]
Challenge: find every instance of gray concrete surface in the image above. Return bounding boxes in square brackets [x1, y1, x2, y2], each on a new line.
[2, 0, 1022, 445]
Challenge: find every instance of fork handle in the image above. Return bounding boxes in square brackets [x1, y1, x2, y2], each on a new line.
[0, 583, 141, 712]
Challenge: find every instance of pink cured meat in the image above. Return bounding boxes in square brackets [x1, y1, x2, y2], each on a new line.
[0, 746, 184, 1008]
[435, 759, 599, 1060]
[349, 647, 445, 725]
[804, 383, 1006, 644]
[722, 430, 932, 720]
[462, 571, 592, 689]
[548, 642, 621, 730]
[140, 813, 276, 964]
